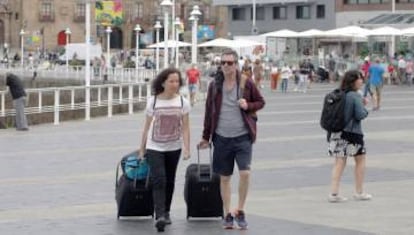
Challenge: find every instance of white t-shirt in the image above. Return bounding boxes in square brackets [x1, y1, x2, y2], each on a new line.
[145, 95, 191, 152]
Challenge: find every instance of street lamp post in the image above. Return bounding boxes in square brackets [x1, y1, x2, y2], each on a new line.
[85, 1, 91, 121]
[154, 21, 162, 72]
[161, 0, 173, 69]
[65, 27, 72, 73]
[174, 17, 181, 68]
[19, 29, 25, 69]
[190, 5, 202, 65]
[105, 26, 112, 71]
[391, 0, 396, 57]
[134, 24, 141, 80]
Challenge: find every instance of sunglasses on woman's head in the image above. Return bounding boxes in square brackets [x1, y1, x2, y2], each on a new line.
[221, 61, 235, 66]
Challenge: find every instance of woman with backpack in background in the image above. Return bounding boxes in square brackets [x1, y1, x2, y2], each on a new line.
[139, 68, 191, 232]
[327, 70, 371, 203]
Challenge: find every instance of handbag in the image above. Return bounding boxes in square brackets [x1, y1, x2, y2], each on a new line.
[123, 154, 149, 181]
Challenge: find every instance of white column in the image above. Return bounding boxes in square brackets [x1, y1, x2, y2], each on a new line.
[134, 24, 141, 81]
[391, 0, 396, 57]
[154, 21, 162, 72]
[171, 0, 175, 65]
[252, 0, 256, 34]
[65, 28, 71, 75]
[174, 17, 180, 68]
[20, 29, 24, 69]
[191, 18, 198, 64]
[164, 10, 169, 69]
[106, 26, 112, 70]
[190, 5, 202, 65]
[85, 2, 91, 121]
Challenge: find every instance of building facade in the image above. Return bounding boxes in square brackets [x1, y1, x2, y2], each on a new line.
[212, 0, 336, 36]
[0, 0, 221, 53]
[336, 0, 414, 28]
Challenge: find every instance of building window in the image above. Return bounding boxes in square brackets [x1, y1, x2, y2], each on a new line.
[296, 5, 310, 19]
[250, 7, 265, 20]
[232, 7, 246, 21]
[316, 5, 325, 19]
[133, 2, 144, 20]
[74, 3, 85, 22]
[273, 6, 287, 19]
[396, 0, 414, 2]
[344, 0, 390, 3]
[39, 0, 54, 22]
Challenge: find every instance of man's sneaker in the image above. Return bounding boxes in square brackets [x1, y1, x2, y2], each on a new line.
[234, 210, 248, 230]
[222, 213, 234, 229]
[328, 194, 348, 203]
[155, 217, 166, 232]
[353, 192, 372, 201]
[164, 212, 171, 225]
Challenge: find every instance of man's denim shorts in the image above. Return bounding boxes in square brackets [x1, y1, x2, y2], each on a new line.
[212, 133, 252, 176]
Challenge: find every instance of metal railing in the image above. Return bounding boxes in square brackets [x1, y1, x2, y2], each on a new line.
[0, 82, 151, 125]
[0, 66, 157, 83]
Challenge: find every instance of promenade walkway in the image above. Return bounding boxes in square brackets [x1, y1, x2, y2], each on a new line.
[1, 83, 414, 234]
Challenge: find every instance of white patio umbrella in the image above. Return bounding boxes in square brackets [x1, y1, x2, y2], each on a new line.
[297, 29, 325, 38]
[322, 26, 370, 38]
[261, 29, 299, 38]
[197, 38, 235, 48]
[366, 26, 403, 36]
[147, 40, 191, 48]
[233, 39, 265, 47]
[402, 27, 414, 36]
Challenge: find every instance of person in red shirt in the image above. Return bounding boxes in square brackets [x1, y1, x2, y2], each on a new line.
[186, 64, 201, 106]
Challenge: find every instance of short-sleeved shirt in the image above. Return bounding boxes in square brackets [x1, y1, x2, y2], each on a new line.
[368, 64, 384, 86]
[186, 68, 200, 84]
[145, 95, 191, 152]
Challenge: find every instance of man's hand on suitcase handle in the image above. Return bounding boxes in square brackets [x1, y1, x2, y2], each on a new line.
[198, 139, 210, 149]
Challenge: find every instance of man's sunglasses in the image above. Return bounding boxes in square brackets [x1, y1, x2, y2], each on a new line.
[221, 61, 235, 66]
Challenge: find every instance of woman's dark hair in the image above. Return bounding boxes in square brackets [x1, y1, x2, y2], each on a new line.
[152, 68, 183, 95]
[340, 70, 362, 92]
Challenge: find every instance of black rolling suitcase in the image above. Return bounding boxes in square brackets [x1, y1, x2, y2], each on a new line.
[184, 145, 223, 219]
[115, 151, 153, 219]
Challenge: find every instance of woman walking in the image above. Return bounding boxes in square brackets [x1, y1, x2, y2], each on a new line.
[328, 70, 371, 203]
[139, 68, 191, 232]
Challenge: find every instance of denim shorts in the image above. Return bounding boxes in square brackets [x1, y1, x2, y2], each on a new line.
[188, 84, 198, 93]
[212, 134, 252, 176]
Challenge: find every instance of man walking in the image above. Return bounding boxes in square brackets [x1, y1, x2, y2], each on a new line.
[5, 73, 29, 131]
[199, 49, 265, 230]
[186, 64, 201, 106]
[368, 57, 385, 111]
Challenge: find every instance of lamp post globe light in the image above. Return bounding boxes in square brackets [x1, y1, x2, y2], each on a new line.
[134, 24, 141, 79]
[105, 26, 112, 71]
[174, 17, 181, 68]
[161, 0, 172, 69]
[190, 5, 202, 65]
[64, 27, 71, 72]
[154, 21, 162, 72]
[19, 29, 25, 69]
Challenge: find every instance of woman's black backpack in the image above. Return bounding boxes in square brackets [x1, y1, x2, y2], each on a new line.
[320, 89, 346, 133]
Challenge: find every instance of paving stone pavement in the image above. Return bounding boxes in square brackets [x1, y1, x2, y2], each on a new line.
[1, 82, 414, 235]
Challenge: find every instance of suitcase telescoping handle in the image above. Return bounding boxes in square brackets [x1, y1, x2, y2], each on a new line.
[197, 143, 213, 181]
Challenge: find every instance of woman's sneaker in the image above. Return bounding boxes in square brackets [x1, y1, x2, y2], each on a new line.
[164, 212, 171, 225]
[353, 192, 372, 201]
[222, 213, 234, 229]
[234, 210, 248, 230]
[155, 217, 166, 232]
[328, 194, 348, 203]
